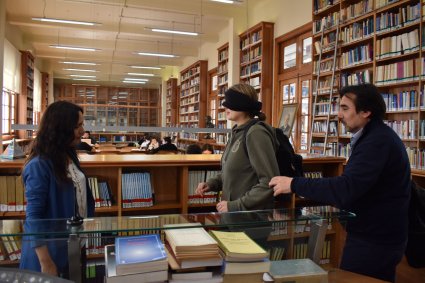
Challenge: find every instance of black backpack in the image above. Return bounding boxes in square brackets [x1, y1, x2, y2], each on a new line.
[242, 119, 304, 178]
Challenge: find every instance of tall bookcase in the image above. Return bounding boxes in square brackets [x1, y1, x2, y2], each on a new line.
[41, 72, 49, 113]
[56, 85, 161, 142]
[239, 22, 274, 123]
[165, 78, 178, 127]
[19, 51, 34, 139]
[216, 43, 229, 145]
[311, 0, 424, 160]
[178, 60, 208, 143]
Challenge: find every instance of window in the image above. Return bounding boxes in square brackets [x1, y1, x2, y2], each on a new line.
[2, 88, 17, 135]
[303, 37, 312, 64]
[283, 43, 297, 69]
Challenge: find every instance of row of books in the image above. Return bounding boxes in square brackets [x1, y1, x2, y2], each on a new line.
[376, 29, 419, 59]
[181, 66, 201, 81]
[406, 147, 425, 170]
[267, 247, 285, 261]
[381, 90, 418, 111]
[313, 0, 339, 14]
[305, 171, 324, 179]
[376, 3, 421, 34]
[181, 78, 200, 91]
[420, 120, 425, 139]
[181, 85, 200, 97]
[340, 17, 374, 45]
[0, 175, 26, 212]
[311, 142, 344, 157]
[375, 0, 400, 10]
[313, 121, 338, 135]
[314, 11, 339, 34]
[241, 31, 263, 49]
[375, 58, 420, 85]
[218, 74, 228, 85]
[314, 57, 336, 74]
[314, 100, 339, 116]
[340, 43, 373, 68]
[180, 94, 199, 106]
[384, 120, 417, 140]
[340, 70, 371, 87]
[340, 0, 373, 23]
[179, 114, 200, 123]
[180, 105, 199, 114]
[218, 49, 228, 62]
[178, 132, 199, 140]
[313, 32, 337, 54]
[249, 76, 261, 88]
[188, 170, 220, 205]
[218, 62, 227, 74]
[316, 76, 339, 92]
[121, 172, 154, 208]
[88, 177, 114, 208]
[0, 236, 21, 262]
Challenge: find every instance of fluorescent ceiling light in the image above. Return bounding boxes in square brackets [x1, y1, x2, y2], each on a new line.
[149, 28, 198, 36]
[70, 75, 96, 78]
[123, 81, 146, 84]
[64, 68, 98, 72]
[32, 17, 100, 26]
[61, 61, 99, 65]
[72, 78, 99, 81]
[123, 78, 149, 82]
[127, 73, 155, 77]
[50, 45, 99, 51]
[137, 52, 178, 58]
[211, 0, 234, 3]
[129, 66, 162, 70]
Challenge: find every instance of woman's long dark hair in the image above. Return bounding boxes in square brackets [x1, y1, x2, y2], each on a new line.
[25, 101, 83, 183]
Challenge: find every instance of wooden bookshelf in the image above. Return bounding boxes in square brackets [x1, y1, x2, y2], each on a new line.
[55, 85, 161, 141]
[165, 78, 178, 127]
[41, 72, 49, 113]
[311, 0, 425, 162]
[178, 60, 208, 143]
[216, 43, 229, 145]
[18, 51, 34, 139]
[239, 22, 274, 124]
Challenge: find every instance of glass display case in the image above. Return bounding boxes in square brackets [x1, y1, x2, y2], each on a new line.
[0, 207, 354, 283]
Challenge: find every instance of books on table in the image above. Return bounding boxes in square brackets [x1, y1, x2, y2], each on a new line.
[114, 234, 168, 276]
[209, 230, 268, 262]
[267, 259, 328, 283]
[105, 245, 168, 283]
[164, 223, 222, 269]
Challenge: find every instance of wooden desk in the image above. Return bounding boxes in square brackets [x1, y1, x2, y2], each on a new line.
[328, 269, 389, 283]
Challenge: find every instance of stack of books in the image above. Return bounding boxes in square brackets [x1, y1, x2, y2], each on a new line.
[210, 230, 270, 283]
[105, 234, 168, 283]
[165, 224, 223, 283]
[266, 259, 328, 283]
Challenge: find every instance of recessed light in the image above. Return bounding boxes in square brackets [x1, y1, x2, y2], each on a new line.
[123, 78, 149, 82]
[147, 27, 198, 36]
[137, 52, 178, 58]
[211, 0, 235, 3]
[129, 66, 162, 70]
[127, 73, 155, 77]
[64, 68, 98, 72]
[61, 61, 99, 65]
[32, 17, 101, 26]
[50, 45, 99, 52]
[123, 81, 147, 84]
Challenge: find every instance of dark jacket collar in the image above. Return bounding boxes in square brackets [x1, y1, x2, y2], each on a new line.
[353, 119, 384, 147]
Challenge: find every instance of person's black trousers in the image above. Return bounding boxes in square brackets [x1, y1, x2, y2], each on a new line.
[340, 235, 406, 282]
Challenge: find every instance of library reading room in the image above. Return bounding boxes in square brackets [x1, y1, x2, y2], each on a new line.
[0, 0, 424, 282]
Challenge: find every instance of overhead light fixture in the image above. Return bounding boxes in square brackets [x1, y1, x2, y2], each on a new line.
[127, 73, 155, 77]
[211, 0, 235, 3]
[61, 61, 99, 65]
[72, 78, 99, 82]
[147, 27, 198, 36]
[50, 45, 99, 52]
[64, 68, 98, 72]
[129, 65, 162, 70]
[137, 52, 178, 58]
[123, 81, 146, 84]
[32, 17, 101, 26]
[123, 78, 149, 82]
[70, 75, 96, 78]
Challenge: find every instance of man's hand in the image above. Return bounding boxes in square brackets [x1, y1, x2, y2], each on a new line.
[195, 182, 210, 196]
[269, 176, 293, 196]
[216, 201, 228, 212]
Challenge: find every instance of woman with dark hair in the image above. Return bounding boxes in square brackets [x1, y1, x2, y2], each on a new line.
[150, 136, 178, 153]
[19, 101, 95, 278]
[195, 83, 279, 212]
[201, 144, 214, 154]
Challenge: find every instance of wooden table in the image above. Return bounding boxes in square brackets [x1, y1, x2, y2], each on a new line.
[328, 269, 389, 283]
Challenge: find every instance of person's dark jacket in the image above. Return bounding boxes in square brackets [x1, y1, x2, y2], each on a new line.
[292, 119, 411, 245]
[76, 141, 93, 151]
[150, 143, 178, 153]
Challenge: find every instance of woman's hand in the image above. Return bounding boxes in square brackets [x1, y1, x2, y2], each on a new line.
[195, 182, 210, 196]
[40, 259, 58, 276]
[216, 201, 228, 212]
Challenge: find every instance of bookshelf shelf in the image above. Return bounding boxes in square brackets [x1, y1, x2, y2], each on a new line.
[341, 35, 374, 48]
[313, 1, 340, 17]
[165, 78, 178, 127]
[339, 11, 373, 29]
[376, 50, 420, 63]
[95, 205, 119, 214]
[375, 0, 412, 13]
[376, 20, 420, 38]
[239, 22, 274, 123]
[19, 51, 35, 139]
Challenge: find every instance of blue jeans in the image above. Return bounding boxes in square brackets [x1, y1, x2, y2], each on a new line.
[340, 235, 405, 282]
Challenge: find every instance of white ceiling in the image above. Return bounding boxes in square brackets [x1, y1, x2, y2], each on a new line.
[5, 0, 247, 87]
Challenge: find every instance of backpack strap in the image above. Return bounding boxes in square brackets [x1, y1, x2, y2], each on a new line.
[242, 119, 261, 158]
